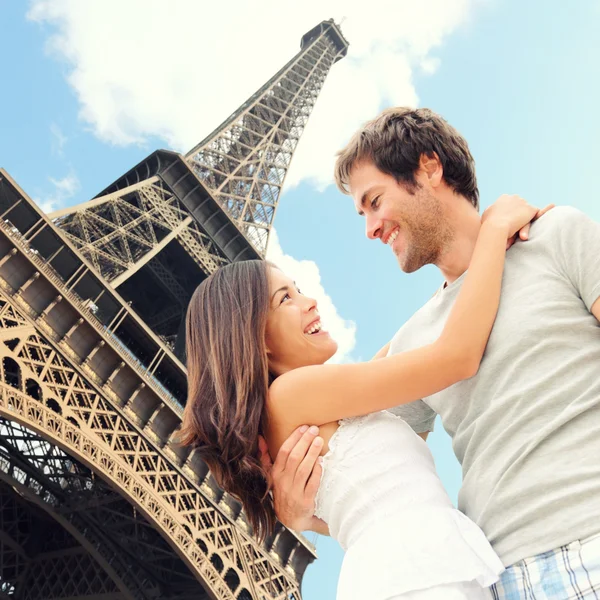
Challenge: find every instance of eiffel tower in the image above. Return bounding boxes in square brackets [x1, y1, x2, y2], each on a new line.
[0, 19, 348, 600]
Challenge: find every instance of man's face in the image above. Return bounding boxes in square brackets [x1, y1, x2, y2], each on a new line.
[349, 160, 450, 273]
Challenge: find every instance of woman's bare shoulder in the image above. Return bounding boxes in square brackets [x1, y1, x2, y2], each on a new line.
[268, 367, 311, 422]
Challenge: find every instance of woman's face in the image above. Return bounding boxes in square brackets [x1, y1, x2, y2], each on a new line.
[265, 267, 338, 375]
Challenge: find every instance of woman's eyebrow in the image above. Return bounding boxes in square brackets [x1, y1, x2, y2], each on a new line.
[271, 285, 289, 303]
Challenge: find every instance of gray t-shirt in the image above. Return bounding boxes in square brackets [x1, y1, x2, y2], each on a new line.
[388, 206, 600, 567]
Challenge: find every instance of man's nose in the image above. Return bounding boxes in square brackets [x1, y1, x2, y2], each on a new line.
[366, 215, 383, 240]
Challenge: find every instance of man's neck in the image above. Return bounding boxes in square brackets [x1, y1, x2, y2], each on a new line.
[435, 197, 481, 285]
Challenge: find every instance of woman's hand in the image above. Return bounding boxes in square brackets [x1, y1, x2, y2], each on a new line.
[482, 195, 555, 249]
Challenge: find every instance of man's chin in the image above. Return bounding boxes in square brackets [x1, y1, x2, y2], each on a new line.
[396, 253, 423, 274]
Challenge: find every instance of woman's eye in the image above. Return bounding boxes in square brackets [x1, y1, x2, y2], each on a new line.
[371, 196, 381, 209]
[280, 293, 291, 304]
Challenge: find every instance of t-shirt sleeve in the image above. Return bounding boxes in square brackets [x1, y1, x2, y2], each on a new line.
[385, 322, 438, 434]
[387, 401, 437, 433]
[552, 207, 600, 311]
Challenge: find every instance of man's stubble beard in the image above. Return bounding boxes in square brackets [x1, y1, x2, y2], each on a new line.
[398, 187, 454, 274]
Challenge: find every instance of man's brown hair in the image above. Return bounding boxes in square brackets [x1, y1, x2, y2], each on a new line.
[334, 107, 479, 209]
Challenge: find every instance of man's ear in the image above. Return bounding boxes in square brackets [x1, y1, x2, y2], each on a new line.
[419, 152, 443, 188]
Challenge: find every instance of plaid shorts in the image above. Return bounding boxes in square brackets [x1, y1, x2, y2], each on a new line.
[491, 532, 600, 599]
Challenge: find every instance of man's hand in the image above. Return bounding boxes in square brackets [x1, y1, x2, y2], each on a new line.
[259, 426, 327, 534]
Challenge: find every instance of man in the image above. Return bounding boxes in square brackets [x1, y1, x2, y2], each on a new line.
[263, 107, 600, 598]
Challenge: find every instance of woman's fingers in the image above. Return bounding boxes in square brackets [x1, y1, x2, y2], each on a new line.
[506, 233, 517, 249]
[535, 203, 555, 219]
[516, 203, 555, 243]
[518, 224, 530, 241]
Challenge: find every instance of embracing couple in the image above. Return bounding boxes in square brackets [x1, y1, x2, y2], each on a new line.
[180, 108, 600, 599]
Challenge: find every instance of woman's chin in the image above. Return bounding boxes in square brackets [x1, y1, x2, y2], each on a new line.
[322, 339, 339, 362]
[301, 339, 339, 366]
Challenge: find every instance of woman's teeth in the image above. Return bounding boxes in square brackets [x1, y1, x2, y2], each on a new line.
[306, 322, 322, 335]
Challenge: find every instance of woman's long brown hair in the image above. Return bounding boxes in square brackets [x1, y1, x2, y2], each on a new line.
[179, 259, 276, 540]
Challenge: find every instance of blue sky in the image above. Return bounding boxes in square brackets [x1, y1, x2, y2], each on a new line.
[2, 1, 600, 599]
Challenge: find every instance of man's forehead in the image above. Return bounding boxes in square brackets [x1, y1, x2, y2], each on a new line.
[348, 159, 380, 183]
[348, 163, 385, 203]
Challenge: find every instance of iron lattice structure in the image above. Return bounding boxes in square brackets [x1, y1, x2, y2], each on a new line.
[0, 19, 348, 600]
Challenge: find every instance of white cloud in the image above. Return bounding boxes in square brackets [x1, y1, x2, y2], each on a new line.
[50, 122, 67, 157]
[28, 0, 481, 188]
[36, 171, 80, 213]
[266, 230, 357, 363]
[26, 0, 480, 365]
[49, 172, 78, 197]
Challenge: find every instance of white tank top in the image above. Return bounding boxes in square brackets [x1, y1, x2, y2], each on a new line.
[314, 411, 504, 599]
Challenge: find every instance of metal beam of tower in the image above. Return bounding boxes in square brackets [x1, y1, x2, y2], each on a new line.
[187, 19, 348, 255]
[110, 216, 193, 288]
[0, 18, 349, 600]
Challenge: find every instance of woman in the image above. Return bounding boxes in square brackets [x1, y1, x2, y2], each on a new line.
[180, 195, 551, 599]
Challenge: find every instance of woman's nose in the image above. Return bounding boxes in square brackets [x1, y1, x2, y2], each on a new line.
[303, 295, 318, 312]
